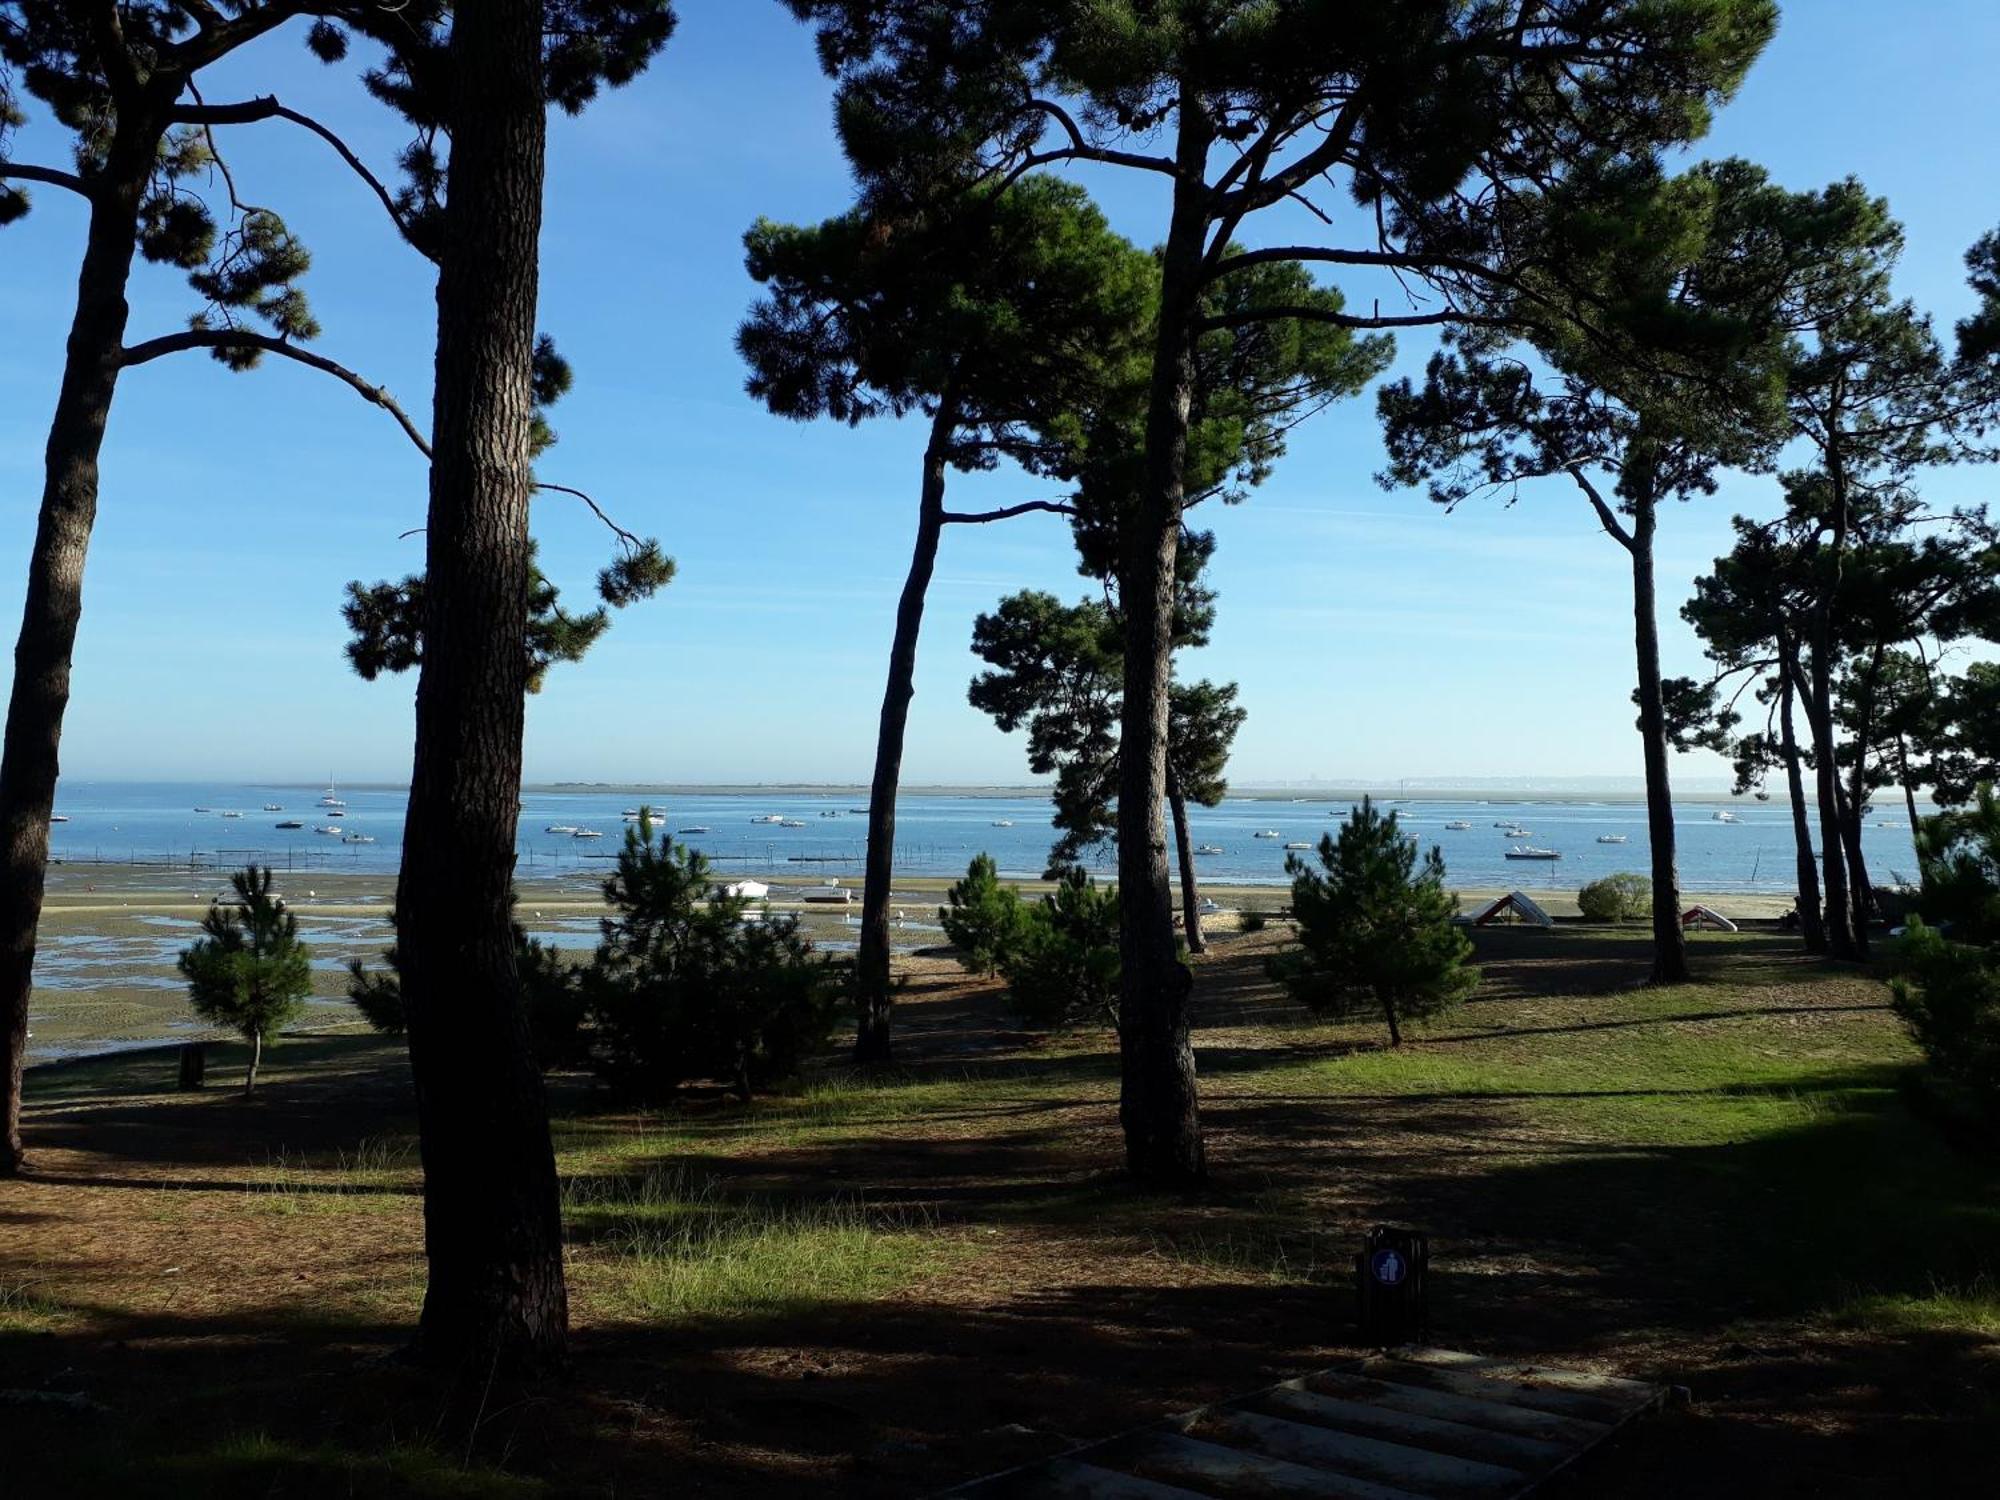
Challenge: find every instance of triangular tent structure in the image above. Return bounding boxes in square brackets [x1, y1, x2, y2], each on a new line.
[1469, 890, 1554, 927]
[1681, 903, 1738, 932]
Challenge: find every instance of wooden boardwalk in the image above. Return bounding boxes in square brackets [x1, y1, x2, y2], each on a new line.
[940, 1347, 1675, 1498]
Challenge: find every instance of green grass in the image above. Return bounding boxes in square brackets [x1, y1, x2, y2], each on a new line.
[160, 1433, 545, 1499]
[565, 1166, 950, 1320]
[1833, 1277, 2000, 1337]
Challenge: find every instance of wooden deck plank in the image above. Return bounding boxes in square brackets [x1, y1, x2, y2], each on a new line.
[1112, 1430, 1433, 1500]
[1392, 1348, 1664, 1404]
[1355, 1357, 1635, 1425]
[1252, 1386, 1571, 1472]
[1299, 1372, 1611, 1446]
[1189, 1407, 1527, 1498]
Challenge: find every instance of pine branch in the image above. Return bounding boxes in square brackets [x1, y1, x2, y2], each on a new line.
[535, 481, 644, 552]
[941, 500, 1076, 525]
[118, 329, 431, 458]
[0, 162, 93, 199]
[1568, 467, 1634, 553]
[1196, 305, 1507, 334]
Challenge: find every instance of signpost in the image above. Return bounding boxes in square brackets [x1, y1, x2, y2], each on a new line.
[1356, 1225, 1428, 1345]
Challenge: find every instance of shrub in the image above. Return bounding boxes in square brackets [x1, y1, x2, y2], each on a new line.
[1893, 919, 2000, 1117]
[346, 915, 588, 1071]
[1578, 872, 1651, 922]
[1915, 784, 2000, 946]
[586, 825, 840, 1101]
[938, 852, 1029, 975]
[1265, 797, 1477, 1046]
[178, 866, 313, 1095]
[1239, 909, 1268, 934]
[1003, 865, 1120, 1030]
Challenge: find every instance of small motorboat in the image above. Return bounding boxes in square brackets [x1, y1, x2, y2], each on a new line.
[1712, 809, 1738, 823]
[342, 833, 376, 844]
[546, 824, 578, 834]
[1596, 834, 1629, 844]
[1492, 820, 1515, 827]
[327, 809, 345, 818]
[1284, 841, 1313, 850]
[1444, 820, 1472, 830]
[48, 814, 69, 823]
[1198, 898, 1223, 914]
[1501, 828, 1532, 838]
[991, 819, 1014, 827]
[1253, 830, 1282, 840]
[276, 819, 305, 830]
[622, 809, 641, 817]
[848, 807, 870, 815]
[1195, 845, 1223, 856]
[779, 818, 807, 828]
[572, 829, 604, 839]
[262, 804, 283, 812]
[219, 810, 242, 819]
[1505, 846, 1561, 860]
[677, 825, 710, 834]
[193, 806, 213, 813]
[314, 825, 343, 836]
[750, 814, 786, 825]
[801, 883, 853, 904]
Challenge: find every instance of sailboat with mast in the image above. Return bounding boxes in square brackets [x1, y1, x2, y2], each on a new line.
[318, 776, 346, 809]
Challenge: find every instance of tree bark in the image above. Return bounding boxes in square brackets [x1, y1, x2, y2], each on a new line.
[1628, 496, 1689, 984]
[1837, 778, 1874, 960]
[1115, 94, 1209, 1189]
[1776, 636, 1826, 952]
[244, 1028, 261, 1096]
[1898, 737, 1924, 867]
[1166, 763, 1203, 954]
[0, 136, 150, 1175]
[855, 406, 956, 1063]
[1382, 997, 1402, 1049]
[1800, 646, 1856, 957]
[394, 0, 567, 1373]
[1840, 642, 1887, 958]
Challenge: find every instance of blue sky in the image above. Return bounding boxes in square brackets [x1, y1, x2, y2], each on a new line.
[2, 1, 1995, 787]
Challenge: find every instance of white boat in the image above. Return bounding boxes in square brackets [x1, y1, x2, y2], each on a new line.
[48, 814, 69, 823]
[1596, 834, 1629, 844]
[572, 829, 604, 839]
[342, 833, 376, 844]
[677, 825, 710, 834]
[219, 810, 242, 818]
[1501, 828, 1532, 838]
[262, 804, 283, 812]
[801, 883, 852, 904]
[1195, 845, 1223, 856]
[1492, 820, 1515, 827]
[318, 779, 344, 808]
[622, 808, 641, 817]
[1444, 820, 1472, 830]
[1712, 809, 1738, 823]
[1253, 830, 1282, 839]
[721, 880, 770, 900]
[750, 814, 786, 825]
[779, 818, 807, 828]
[1505, 846, 1561, 860]
[545, 824, 578, 834]
[1284, 841, 1313, 850]
[991, 819, 1014, 827]
[314, 825, 342, 836]
[1198, 898, 1223, 914]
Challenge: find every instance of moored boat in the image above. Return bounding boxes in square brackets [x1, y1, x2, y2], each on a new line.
[1505, 845, 1561, 860]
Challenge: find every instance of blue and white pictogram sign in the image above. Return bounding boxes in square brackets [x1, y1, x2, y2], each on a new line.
[1369, 1247, 1408, 1287]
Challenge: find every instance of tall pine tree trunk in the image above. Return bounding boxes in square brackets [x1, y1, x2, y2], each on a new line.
[1628, 498, 1689, 984]
[1837, 781, 1874, 960]
[1802, 647, 1856, 957]
[1777, 637, 1826, 953]
[1167, 763, 1203, 954]
[0, 142, 149, 1175]
[244, 1029, 262, 1096]
[1898, 738, 1924, 866]
[855, 409, 956, 1063]
[1116, 95, 1209, 1188]
[1841, 643, 1886, 959]
[395, 0, 567, 1371]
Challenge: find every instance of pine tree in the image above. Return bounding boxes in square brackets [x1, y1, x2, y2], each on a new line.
[1267, 798, 1477, 1047]
[178, 867, 312, 1096]
[784, 0, 1775, 1186]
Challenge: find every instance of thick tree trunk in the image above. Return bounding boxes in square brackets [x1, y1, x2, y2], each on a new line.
[1166, 764, 1203, 954]
[855, 412, 955, 1062]
[1115, 100, 1209, 1189]
[1628, 501, 1689, 984]
[1840, 644, 1886, 959]
[1777, 639, 1826, 953]
[395, 0, 567, 1373]
[0, 149, 148, 1175]
[1837, 781, 1874, 960]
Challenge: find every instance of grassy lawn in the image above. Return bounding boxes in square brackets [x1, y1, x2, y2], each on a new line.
[2, 927, 1995, 1496]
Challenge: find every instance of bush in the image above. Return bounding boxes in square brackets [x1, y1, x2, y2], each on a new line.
[586, 826, 840, 1101]
[1239, 909, 1268, 934]
[1003, 865, 1120, 1030]
[938, 852, 1029, 974]
[179, 866, 313, 1094]
[1265, 797, 1476, 1046]
[347, 914, 588, 1071]
[1578, 872, 1651, 922]
[1915, 784, 2000, 946]
[1893, 919, 2000, 1117]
